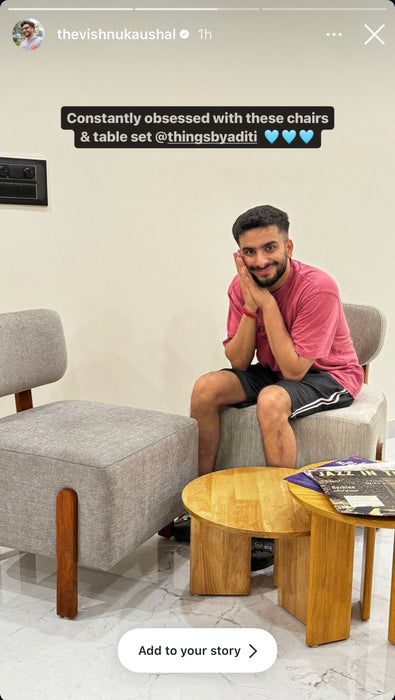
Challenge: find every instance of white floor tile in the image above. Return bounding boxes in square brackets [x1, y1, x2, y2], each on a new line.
[1, 447, 395, 700]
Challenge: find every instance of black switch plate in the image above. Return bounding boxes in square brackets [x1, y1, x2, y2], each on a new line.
[0, 157, 47, 206]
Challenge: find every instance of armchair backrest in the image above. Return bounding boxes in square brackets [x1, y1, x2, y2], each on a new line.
[343, 303, 386, 379]
[0, 309, 67, 398]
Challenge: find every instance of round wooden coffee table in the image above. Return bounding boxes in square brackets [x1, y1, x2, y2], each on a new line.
[183, 464, 395, 647]
[182, 467, 311, 617]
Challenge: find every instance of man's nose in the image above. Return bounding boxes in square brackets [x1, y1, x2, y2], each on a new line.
[255, 250, 271, 267]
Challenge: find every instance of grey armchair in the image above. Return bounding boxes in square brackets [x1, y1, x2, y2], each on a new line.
[216, 304, 386, 470]
[0, 309, 198, 618]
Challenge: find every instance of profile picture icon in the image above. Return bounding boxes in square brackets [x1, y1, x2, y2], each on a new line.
[13, 18, 44, 51]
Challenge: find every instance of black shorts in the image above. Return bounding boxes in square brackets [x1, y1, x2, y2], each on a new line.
[224, 364, 354, 419]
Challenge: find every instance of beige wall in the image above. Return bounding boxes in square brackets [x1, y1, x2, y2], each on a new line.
[1, 3, 394, 422]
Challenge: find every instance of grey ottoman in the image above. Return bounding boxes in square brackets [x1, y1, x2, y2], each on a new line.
[0, 309, 197, 618]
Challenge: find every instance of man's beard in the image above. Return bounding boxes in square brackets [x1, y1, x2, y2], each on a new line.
[249, 255, 288, 288]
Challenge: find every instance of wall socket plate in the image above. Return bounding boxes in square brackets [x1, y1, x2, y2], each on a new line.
[0, 157, 47, 206]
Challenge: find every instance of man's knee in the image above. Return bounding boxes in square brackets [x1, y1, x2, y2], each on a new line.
[256, 386, 292, 427]
[191, 370, 244, 412]
[191, 371, 227, 411]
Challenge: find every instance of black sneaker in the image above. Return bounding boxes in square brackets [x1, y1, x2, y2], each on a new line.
[173, 512, 191, 542]
[251, 537, 275, 571]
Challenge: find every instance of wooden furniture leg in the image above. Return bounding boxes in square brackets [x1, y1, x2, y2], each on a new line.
[273, 540, 278, 587]
[305, 514, 355, 646]
[360, 528, 376, 620]
[277, 535, 310, 624]
[15, 389, 33, 412]
[190, 516, 250, 595]
[56, 488, 78, 618]
[389, 533, 395, 644]
[358, 438, 384, 621]
[158, 522, 174, 538]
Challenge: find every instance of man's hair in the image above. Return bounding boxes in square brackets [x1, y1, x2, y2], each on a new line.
[232, 204, 289, 244]
[21, 20, 35, 29]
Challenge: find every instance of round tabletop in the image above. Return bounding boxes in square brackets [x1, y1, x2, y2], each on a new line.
[182, 466, 311, 538]
[287, 462, 395, 530]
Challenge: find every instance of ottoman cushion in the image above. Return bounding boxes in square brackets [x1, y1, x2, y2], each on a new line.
[0, 400, 197, 569]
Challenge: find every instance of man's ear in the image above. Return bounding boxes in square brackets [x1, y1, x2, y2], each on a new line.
[286, 239, 294, 258]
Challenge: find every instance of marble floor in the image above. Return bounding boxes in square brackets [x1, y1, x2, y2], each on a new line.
[1, 445, 395, 700]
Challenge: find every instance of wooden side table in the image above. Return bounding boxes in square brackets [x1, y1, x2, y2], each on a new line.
[182, 467, 311, 618]
[288, 478, 395, 646]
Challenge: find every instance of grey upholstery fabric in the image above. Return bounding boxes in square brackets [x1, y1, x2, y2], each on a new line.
[0, 401, 197, 569]
[215, 304, 387, 471]
[0, 309, 67, 397]
[216, 386, 387, 469]
[0, 309, 198, 574]
[343, 304, 386, 366]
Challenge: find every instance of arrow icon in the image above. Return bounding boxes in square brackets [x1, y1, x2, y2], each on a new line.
[249, 644, 257, 659]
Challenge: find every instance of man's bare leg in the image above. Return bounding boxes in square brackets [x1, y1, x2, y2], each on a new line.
[191, 370, 248, 476]
[256, 385, 297, 468]
[186, 372, 276, 570]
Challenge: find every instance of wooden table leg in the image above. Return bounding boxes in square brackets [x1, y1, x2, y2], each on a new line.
[360, 527, 376, 620]
[305, 514, 355, 646]
[388, 532, 395, 644]
[277, 535, 310, 624]
[273, 540, 278, 587]
[190, 516, 250, 595]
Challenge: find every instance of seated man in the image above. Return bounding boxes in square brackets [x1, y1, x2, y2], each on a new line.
[175, 204, 364, 567]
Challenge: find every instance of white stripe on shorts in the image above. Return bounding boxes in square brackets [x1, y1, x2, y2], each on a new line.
[290, 388, 348, 419]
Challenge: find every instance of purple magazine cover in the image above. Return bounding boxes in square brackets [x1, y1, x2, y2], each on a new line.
[284, 456, 376, 492]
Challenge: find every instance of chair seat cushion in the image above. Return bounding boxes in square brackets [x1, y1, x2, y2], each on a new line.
[0, 401, 197, 569]
[215, 384, 387, 470]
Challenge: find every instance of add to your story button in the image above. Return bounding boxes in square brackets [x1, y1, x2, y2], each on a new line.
[118, 628, 277, 673]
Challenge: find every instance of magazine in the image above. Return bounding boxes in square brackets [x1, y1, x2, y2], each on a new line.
[305, 461, 395, 517]
[284, 456, 375, 493]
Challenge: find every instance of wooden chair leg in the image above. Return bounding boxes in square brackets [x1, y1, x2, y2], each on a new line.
[15, 389, 33, 412]
[158, 522, 174, 538]
[360, 528, 376, 620]
[376, 442, 384, 461]
[56, 488, 78, 618]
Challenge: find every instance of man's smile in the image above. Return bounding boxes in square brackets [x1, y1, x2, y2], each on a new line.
[249, 263, 277, 277]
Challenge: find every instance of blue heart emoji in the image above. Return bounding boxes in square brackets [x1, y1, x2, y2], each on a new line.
[282, 130, 296, 144]
[264, 130, 279, 144]
[300, 130, 314, 144]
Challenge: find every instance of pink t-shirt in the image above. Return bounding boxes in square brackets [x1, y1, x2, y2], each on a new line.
[223, 259, 364, 398]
